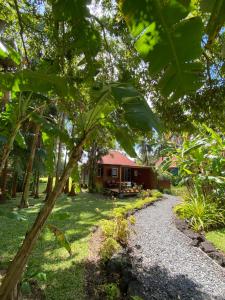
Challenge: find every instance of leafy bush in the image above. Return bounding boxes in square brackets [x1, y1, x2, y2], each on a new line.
[101, 220, 116, 238]
[102, 283, 120, 300]
[100, 190, 162, 260]
[101, 217, 129, 245]
[115, 217, 129, 244]
[100, 238, 121, 261]
[140, 189, 152, 199]
[175, 190, 225, 232]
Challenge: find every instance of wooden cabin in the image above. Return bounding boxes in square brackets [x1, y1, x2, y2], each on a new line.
[90, 151, 158, 195]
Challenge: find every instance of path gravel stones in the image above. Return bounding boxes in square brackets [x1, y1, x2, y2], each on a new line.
[129, 195, 225, 299]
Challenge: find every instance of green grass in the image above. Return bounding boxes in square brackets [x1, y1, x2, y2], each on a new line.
[0, 190, 147, 300]
[171, 185, 188, 198]
[206, 228, 225, 253]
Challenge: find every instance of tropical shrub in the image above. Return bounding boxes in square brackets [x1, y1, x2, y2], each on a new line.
[100, 238, 121, 261]
[140, 189, 152, 199]
[100, 190, 162, 260]
[174, 188, 225, 232]
[160, 124, 225, 230]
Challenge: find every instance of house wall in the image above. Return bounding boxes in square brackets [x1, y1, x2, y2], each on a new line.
[95, 165, 158, 189]
[131, 168, 157, 189]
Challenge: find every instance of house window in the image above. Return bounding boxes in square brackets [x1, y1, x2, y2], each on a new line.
[97, 165, 103, 177]
[134, 170, 138, 177]
[111, 167, 118, 177]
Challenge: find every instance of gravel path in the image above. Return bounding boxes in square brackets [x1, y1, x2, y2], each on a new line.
[129, 195, 225, 300]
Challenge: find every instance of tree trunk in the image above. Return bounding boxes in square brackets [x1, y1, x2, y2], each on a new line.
[30, 172, 36, 197]
[0, 160, 8, 202]
[20, 124, 40, 208]
[11, 171, 18, 198]
[68, 181, 76, 196]
[55, 113, 65, 185]
[1, 91, 10, 112]
[64, 178, 70, 194]
[34, 170, 40, 199]
[0, 124, 20, 174]
[44, 176, 53, 202]
[0, 141, 84, 299]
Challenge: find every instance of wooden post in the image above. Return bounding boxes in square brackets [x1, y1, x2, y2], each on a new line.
[119, 166, 122, 193]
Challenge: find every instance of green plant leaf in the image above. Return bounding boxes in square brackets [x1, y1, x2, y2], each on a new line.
[111, 84, 161, 131]
[120, 0, 204, 98]
[114, 127, 136, 157]
[48, 224, 72, 256]
[15, 131, 26, 149]
[202, 0, 225, 47]
[0, 70, 78, 98]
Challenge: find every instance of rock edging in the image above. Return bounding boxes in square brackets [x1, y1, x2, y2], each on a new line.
[174, 218, 225, 268]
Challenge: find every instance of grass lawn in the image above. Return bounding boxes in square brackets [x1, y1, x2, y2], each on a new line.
[0, 189, 143, 300]
[206, 228, 225, 253]
[171, 185, 188, 198]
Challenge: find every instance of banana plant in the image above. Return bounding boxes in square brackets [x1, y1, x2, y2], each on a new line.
[0, 82, 160, 299]
[159, 124, 225, 197]
[120, 0, 204, 99]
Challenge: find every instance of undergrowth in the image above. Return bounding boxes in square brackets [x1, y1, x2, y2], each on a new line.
[99, 190, 162, 260]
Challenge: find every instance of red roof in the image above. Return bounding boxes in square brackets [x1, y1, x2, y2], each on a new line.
[99, 151, 138, 167]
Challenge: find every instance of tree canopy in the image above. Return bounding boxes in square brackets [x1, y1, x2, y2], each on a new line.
[0, 0, 225, 299]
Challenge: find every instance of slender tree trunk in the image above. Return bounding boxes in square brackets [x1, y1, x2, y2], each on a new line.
[0, 124, 20, 174]
[64, 178, 70, 194]
[11, 171, 18, 198]
[1, 91, 10, 112]
[34, 170, 40, 199]
[68, 181, 76, 196]
[44, 176, 53, 202]
[44, 175, 52, 194]
[20, 124, 40, 208]
[30, 172, 36, 197]
[0, 141, 84, 299]
[55, 113, 65, 185]
[0, 160, 8, 202]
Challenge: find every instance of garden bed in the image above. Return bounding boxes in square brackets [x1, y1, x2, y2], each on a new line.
[85, 190, 162, 299]
[175, 218, 225, 268]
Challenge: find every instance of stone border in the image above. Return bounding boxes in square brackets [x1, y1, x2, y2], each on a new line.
[174, 218, 225, 267]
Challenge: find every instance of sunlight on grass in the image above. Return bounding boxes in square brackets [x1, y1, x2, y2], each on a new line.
[206, 228, 225, 253]
[0, 191, 142, 299]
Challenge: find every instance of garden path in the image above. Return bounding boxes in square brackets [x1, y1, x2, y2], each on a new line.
[129, 195, 225, 299]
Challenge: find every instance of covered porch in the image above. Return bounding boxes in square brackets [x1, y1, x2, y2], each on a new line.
[97, 164, 157, 196]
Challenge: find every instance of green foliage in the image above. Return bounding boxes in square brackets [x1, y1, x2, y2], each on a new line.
[206, 228, 225, 253]
[128, 215, 136, 225]
[102, 282, 120, 300]
[202, 0, 225, 47]
[21, 267, 47, 296]
[111, 84, 161, 132]
[47, 224, 72, 256]
[0, 40, 21, 65]
[131, 296, 143, 300]
[100, 237, 121, 261]
[174, 188, 225, 231]
[0, 70, 77, 98]
[100, 190, 162, 260]
[0, 193, 146, 299]
[161, 124, 225, 202]
[140, 189, 152, 199]
[120, 0, 204, 99]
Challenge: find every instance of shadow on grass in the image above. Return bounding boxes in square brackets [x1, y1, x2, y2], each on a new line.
[0, 192, 138, 299]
